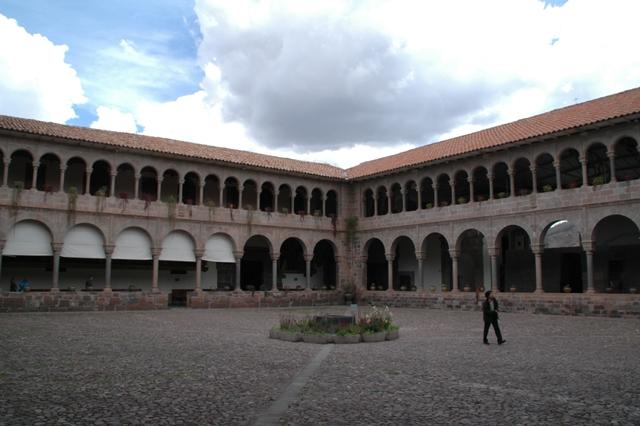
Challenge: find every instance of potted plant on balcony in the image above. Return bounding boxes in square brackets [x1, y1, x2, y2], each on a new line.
[592, 176, 605, 187]
[457, 196, 468, 204]
[563, 284, 572, 293]
[542, 184, 553, 193]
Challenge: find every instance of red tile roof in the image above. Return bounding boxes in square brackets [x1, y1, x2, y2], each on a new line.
[347, 86, 640, 179]
[1, 86, 640, 180]
[0, 115, 347, 179]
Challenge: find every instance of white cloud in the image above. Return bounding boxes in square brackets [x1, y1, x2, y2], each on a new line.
[90, 106, 138, 133]
[0, 14, 86, 122]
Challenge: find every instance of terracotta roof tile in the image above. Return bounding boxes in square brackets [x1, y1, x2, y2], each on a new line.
[1, 86, 639, 180]
[0, 115, 347, 180]
[347, 86, 640, 179]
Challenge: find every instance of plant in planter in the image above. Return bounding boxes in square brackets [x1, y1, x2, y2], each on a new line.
[509, 285, 517, 292]
[441, 284, 449, 292]
[368, 283, 377, 291]
[430, 285, 437, 292]
[463, 285, 472, 292]
[476, 195, 487, 202]
[517, 188, 531, 196]
[496, 192, 507, 199]
[563, 284, 572, 293]
[399, 285, 407, 291]
[358, 306, 394, 342]
[566, 181, 579, 189]
[281, 207, 289, 215]
[456, 196, 468, 204]
[334, 324, 362, 344]
[439, 201, 450, 207]
[592, 175, 605, 186]
[119, 192, 129, 211]
[542, 184, 553, 193]
[313, 209, 322, 217]
[628, 287, 637, 294]
[425, 202, 434, 209]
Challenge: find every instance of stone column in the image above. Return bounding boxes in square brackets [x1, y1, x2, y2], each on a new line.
[449, 249, 459, 292]
[417, 184, 422, 209]
[178, 179, 184, 204]
[553, 161, 562, 190]
[608, 150, 616, 182]
[531, 167, 538, 193]
[110, 172, 117, 198]
[238, 189, 243, 209]
[194, 249, 204, 293]
[469, 178, 475, 202]
[198, 183, 205, 206]
[31, 162, 39, 190]
[304, 254, 313, 291]
[104, 244, 114, 292]
[580, 155, 587, 187]
[51, 242, 63, 291]
[583, 240, 595, 293]
[2, 161, 9, 187]
[290, 193, 294, 214]
[233, 250, 243, 291]
[488, 247, 498, 293]
[373, 195, 378, 216]
[219, 186, 224, 208]
[85, 168, 91, 194]
[271, 252, 279, 292]
[275, 190, 280, 213]
[416, 251, 424, 290]
[488, 173, 494, 199]
[386, 253, 395, 291]
[400, 188, 405, 212]
[156, 178, 162, 201]
[306, 195, 311, 216]
[451, 181, 456, 204]
[532, 244, 544, 293]
[134, 174, 140, 200]
[508, 169, 515, 197]
[59, 167, 66, 192]
[151, 247, 161, 293]
[434, 184, 439, 207]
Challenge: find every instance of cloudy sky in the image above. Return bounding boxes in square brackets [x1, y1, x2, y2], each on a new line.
[1, 0, 639, 168]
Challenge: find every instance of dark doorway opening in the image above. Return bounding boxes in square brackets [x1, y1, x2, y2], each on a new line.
[561, 253, 583, 293]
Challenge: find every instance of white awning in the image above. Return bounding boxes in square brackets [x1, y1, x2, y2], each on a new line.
[160, 231, 195, 262]
[203, 234, 235, 263]
[61, 225, 105, 259]
[113, 228, 152, 260]
[4, 221, 53, 256]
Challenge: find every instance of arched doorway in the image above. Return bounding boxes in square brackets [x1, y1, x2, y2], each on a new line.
[364, 238, 387, 290]
[242, 235, 271, 291]
[311, 240, 336, 290]
[592, 215, 640, 293]
[392, 236, 417, 291]
[60, 224, 107, 290]
[2, 220, 53, 290]
[586, 143, 610, 185]
[614, 137, 640, 181]
[112, 227, 153, 291]
[203, 233, 236, 291]
[457, 229, 488, 292]
[8, 150, 33, 189]
[182, 172, 200, 205]
[114, 163, 135, 200]
[421, 233, 452, 291]
[159, 231, 196, 305]
[89, 160, 111, 195]
[437, 174, 451, 206]
[363, 189, 375, 217]
[36, 153, 61, 192]
[160, 169, 179, 202]
[64, 157, 87, 194]
[259, 182, 275, 212]
[496, 225, 534, 292]
[535, 153, 556, 192]
[560, 149, 582, 189]
[279, 238, 307, 290]
[454, 171, 469, 204]
[541, 220, 583, 292]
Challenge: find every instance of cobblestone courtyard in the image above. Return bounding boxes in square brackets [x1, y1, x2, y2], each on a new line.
[1, 307, 639, 425]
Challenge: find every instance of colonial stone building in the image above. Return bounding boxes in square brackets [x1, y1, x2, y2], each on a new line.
[1, 87, 640, 314]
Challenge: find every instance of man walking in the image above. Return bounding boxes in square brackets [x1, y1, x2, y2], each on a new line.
[482, 290, 505, 345]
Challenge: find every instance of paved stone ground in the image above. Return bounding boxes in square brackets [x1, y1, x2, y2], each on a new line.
[1, 307, 640, 425]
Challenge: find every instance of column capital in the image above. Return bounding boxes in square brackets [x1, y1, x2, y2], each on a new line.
[415, 250, 424, 261]
[553, 161, 561, 168]
[233, 250, 244, 261]
[385, 253, 395, 262]
[194, 248, 205, 258]
[531, 244, 544, 255]
[151, 247, 162, 257]
[607, 150, 616, 159]
[51, 242, 64, 253]
[104, 244, 115, 255]
[582, 240, 594, 252]
[32, 162, 40, 168]
[270, 252, 280, 261]
[0, 239, 5, 251]
[487, 246, 497, 257]
[110, 172, 117, 178]
[579, 155, 586, 163]
[304, 254, 314, 262]
[179, 179, 185, 185]
[60, 166, 67, 172]
[448, 249, 459, 259]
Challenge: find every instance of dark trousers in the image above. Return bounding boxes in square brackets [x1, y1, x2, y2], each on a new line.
[483, 316, 503, 342]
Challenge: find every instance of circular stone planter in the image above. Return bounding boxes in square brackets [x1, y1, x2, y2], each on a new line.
[302, 333, 334, 344]
[271, 330, 302, 342]
[386, 329, 400, 341]
[361, 331, 387, 343]
[334, 334, 362, 344]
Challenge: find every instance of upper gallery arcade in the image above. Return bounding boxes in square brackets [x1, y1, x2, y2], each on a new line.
[1, 87, 640, 303]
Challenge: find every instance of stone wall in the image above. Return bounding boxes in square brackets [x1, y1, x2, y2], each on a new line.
[188, 290, 344, 309]
[360, 291, 640, 318]
[0, 291, 168, 312]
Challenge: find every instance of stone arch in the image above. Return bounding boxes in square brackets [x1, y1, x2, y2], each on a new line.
[311, 239, 337, 290]
[3, 219, 54, 290]
[111, 226, 154, 291]
[160, 169, 179, 202]
[405, 180, 418, 211]
[591, 214, 640, 293]
[420, 232, 452, 290]
[363, 237, 387, 290]
[278, 237, 307, 290]
[36, 153, 61, 192]
[325, 190, 338, 217]
[310, 188, 323, 216]
[182, 171, 200, 205]
[540, 219, 583, 293]
[376, 185, 389, 215]
[513, 157, 533, 196]
[89, 160, 111, 196]
[492, 161, 510, 198]
[436, 174, 452, 206]
[454, 170, 470, 204]
[242, 179, 258, 210]
[223, 177, 239, 208]
[391, 235, 417, 291]
[277, 184, 292, 214]
[586, 142, 610, 185]
[389, 183, 403, 213]
[294, 186, 308, 215]
[8, 149, 33, 189]
[202, 232, 237, 292]
[535, 153, 556, 192]
[115, 163, 136, 199]
[472, 166, 490, 201]
[559, 148, 582, 189]
[420, 177, 434, 208]
[259, 181, 275, 212]
[614, 136, 640, 181]
[455, 229, 488, 292]
[139, 166, 159, 201]
[495, 225, 535, 292]
[363, 188, 375, 217]
[203, 174, 220, 207]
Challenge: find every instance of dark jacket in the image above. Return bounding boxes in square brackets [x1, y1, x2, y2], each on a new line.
[482, 298, 499, 321]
